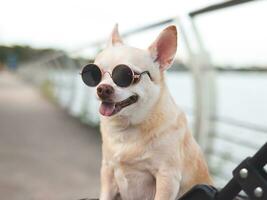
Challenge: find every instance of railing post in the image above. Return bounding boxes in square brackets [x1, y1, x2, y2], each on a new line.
[189, 18, 217, 156]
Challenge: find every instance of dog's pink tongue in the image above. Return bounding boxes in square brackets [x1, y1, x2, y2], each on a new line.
[100, 102, 115, 116]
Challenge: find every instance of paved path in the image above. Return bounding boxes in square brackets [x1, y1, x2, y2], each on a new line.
[0, 71, 101, 200]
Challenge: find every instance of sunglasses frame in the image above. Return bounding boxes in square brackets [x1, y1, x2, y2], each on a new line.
[81, 64, 152, 87]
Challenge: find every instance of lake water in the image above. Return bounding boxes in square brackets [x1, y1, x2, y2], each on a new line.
[167, 72, 267, 127]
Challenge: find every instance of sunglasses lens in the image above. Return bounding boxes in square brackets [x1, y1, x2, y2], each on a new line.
[81, 64, 101, 86]
[112, 65, 133, 87]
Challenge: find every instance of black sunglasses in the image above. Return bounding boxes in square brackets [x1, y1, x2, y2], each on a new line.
[80, 64, 152, 87]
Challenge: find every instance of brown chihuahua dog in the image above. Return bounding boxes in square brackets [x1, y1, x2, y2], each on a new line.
[81, 24, 213, 200]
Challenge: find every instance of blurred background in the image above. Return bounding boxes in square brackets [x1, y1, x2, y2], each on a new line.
[0, 0, 267, 199]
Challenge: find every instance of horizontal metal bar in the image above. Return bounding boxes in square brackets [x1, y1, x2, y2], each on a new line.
[208, 152, 239, 166]
[29, 18, 176, 66]
[206, 147, 245, 164]
[189, 0, 256, 17]
[210, 131, 262, 150]
[211, 115, 267, 133]
[181, 106, 267, 134]
[67, 18, 175, 54]
[122, 18, 174, 37]
[73, 18, 175, 53]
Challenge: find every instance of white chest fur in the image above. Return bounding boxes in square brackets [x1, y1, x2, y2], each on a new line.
[102, 122, 184, 200]
[113, 165, 156, 200]
[102, 126, 158, 200]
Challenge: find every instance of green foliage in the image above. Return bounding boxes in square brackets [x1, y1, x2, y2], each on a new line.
[0, 45, 94, 70]
[0, 45, 64, 65]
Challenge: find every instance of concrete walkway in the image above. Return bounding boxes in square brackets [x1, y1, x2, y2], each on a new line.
[0, 71, 101, 200]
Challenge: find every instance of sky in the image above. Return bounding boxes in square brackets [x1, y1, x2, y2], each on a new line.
[0, 0, 267, 67]
[0, 0, 211, 49]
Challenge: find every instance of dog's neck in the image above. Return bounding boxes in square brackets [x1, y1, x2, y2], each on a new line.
[101, 80, 181, 141]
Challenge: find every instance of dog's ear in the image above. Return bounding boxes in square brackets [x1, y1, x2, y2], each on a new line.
[108, 24, 123, 46]
[148, 25, 177, 71]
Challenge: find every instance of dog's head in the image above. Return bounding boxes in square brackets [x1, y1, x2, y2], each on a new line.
[91, 24, 177, 124]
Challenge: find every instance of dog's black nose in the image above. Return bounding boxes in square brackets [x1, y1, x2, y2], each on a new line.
[97, 84, 114, 99]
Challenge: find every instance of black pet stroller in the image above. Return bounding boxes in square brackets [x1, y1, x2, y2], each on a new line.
[83, 142, 267, 200]
[178, 142, 267, 200]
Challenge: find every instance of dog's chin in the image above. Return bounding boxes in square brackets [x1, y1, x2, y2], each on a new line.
[99, 95, 139, 117]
